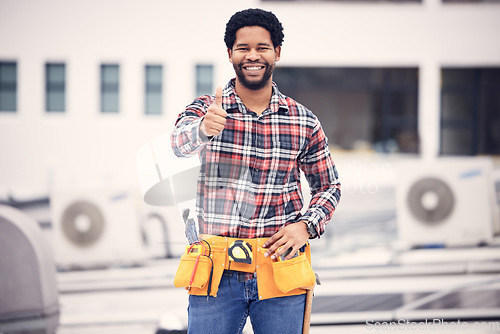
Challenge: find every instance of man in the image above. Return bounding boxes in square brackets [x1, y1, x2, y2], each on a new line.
[171, 8, 340, 334]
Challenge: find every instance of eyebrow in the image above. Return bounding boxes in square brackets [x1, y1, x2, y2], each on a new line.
[235, 43, 272, 48]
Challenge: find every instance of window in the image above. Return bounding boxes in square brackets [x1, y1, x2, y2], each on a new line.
[440, 68, 500, 156]
[100, 64, 119, 113]
[274, 67, 419, 153]
[0, 62, 17, 112]
[196, 64, 213, 97]
[145, 65, 163, 115]
[46, 63, 66, 112]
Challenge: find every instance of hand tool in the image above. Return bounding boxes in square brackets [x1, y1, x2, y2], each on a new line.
[302, 273, 321, 334]
[182, 208, 199, 244]
[228, 239, 253, 264]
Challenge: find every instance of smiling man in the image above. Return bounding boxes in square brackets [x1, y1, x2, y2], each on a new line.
[171, 8, 341, 334]
[231, 25, 278, 91]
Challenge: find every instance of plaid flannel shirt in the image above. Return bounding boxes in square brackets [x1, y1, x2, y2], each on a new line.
[171, 79, 340, 239]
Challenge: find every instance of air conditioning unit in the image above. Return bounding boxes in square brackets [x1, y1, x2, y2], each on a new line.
[50, 186, 147, 269]
[396, 157, 499, 247]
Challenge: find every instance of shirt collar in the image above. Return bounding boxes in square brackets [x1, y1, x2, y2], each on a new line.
[222, 78, 289, 116]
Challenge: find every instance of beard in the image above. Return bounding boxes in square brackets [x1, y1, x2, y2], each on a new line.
[233, 61, 274, 91]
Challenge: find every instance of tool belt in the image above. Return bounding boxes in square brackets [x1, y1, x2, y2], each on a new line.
[173, 235, 316, 300]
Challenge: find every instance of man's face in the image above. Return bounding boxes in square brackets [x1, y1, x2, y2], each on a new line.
[228, 26, 281, 90]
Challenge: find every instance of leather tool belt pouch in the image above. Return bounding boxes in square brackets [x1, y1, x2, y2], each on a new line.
[271, 253, 316, 293]
[174, 242, 227, 297]
[173, 253, 212, 289]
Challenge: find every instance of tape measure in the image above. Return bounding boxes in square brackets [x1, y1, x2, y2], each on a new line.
[228, 240, 253, 264]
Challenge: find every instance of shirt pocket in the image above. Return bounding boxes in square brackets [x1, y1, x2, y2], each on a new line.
[267, 141, 300, 187]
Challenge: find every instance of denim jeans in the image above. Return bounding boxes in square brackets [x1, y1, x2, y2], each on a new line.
[187, 271, 306, 334]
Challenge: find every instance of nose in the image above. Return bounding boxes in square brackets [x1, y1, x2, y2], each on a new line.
[245, 49, 260, 62]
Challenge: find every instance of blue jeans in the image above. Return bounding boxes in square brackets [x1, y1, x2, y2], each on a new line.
[187, 271, 306, 334]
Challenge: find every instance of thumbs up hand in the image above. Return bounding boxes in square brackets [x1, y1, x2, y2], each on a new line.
[200, 86, 227, 137]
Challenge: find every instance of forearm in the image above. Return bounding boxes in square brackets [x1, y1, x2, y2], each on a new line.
[171, 116, 209, 157]
[299, 120, 341, 238]
[300, 183, 341, 238]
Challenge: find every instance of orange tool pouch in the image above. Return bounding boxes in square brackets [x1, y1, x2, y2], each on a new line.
[173, 235, 316, 300]
[174, 241, 215, 293]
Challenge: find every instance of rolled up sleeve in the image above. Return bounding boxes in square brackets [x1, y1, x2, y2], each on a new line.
[171, 97, 213, 157]
[299, 120, 341, 238]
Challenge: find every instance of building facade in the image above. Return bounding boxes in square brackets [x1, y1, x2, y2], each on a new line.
[1, 0, 499, 194]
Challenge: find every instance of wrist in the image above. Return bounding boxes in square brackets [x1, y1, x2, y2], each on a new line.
[300, 220, 317, 239]
[198, 118, 213, 142]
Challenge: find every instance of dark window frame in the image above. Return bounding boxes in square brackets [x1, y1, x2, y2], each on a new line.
[145, 64, 163, 115]
[195, 64, 213, 98]
[440, 67, 500, 156]
[100, 64, 120, 113]
[0, 61, 17, 112]
[273, 66, 420, 154]
[45, 62, 66, 112]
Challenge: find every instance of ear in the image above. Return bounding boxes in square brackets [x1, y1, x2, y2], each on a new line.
[274, 46, 281, 62]
[227, 48, 233, 63]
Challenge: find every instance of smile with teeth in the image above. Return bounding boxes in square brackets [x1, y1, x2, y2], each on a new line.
[244, 65, 265, 71]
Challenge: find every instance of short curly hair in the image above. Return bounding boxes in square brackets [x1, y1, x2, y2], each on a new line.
[224, 8, 284, 49]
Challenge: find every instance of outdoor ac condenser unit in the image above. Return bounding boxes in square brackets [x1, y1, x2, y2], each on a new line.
[0, 205, 59, 334]
[50, 187, 146, 269]
[396, 157, 499, 247]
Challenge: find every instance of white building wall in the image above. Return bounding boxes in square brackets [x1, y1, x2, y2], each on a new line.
[0, 0, 499, 193]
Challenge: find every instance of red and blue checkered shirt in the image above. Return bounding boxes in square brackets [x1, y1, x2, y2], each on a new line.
[171, 79, 341, 239]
